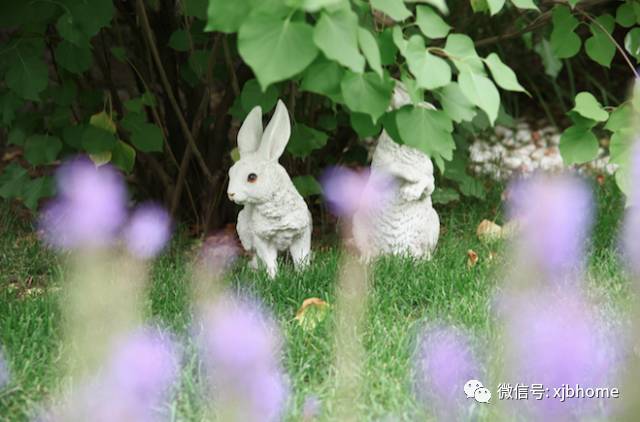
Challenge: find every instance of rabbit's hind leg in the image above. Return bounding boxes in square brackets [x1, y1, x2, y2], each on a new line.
[290, 225, 312, 270]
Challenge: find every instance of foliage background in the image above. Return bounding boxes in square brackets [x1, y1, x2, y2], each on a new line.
[0, 0, 637, 232]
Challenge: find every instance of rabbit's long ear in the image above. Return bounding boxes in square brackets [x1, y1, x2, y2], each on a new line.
[238, 106, 263, 157]
[259, 100, 290, 161]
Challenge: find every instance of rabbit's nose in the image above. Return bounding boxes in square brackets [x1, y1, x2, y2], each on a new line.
[228, 192, 235, 200]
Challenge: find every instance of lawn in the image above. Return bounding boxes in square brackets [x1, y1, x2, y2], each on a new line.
[0, 180, 631, 421]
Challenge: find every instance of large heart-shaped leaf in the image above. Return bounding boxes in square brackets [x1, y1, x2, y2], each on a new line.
[404, 36, 451, 90]
[458, 70, 500, 124]
[340, 71, 393, 122]
[572, 92, 608, 122]
[395, 106, 455, 161]
[55, 40, 92, 74]
[585, 14, 616, 67]
[313, 9, 365, 73]
[416, 5, 451, 39]
[239, 16, 319, 90]
[559, 125, 599, 165]
[6, 54, 48, 101]
[485, 53, 528, 93]
[444, 33, 484, 73]
[550, 6, 581, 58]
[436, 83, 477, 123]
[24, 135, 62, 165]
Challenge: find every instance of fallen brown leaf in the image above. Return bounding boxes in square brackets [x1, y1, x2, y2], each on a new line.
[295, 298, 330, 331]
[467, 250, 479, 268]
[476, 219, 502, 243]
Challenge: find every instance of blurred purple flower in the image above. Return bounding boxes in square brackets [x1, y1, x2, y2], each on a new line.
[0, 349, 9, 389]
[622, 141, 640, 275]
[413, 324, 481, 419]
[302, 395, 321, 420]
[197, 230, 241, 275]
[42, 328, 180, 422]
[198, 295, 289, 422]
[320, 166, 395, 217]
[507, 174, 593, 281]
[124, 203, 172, 259]
[503, 289, 621, 419]
[39, 157, 127, 250]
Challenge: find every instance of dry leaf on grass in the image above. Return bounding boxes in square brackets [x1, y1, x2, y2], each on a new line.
[467, 249, 479, 268]
[295, 298, 330, 331]
[476, 219, 502, 243]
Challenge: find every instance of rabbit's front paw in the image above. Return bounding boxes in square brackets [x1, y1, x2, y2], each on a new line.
[401, 182, 426, 201]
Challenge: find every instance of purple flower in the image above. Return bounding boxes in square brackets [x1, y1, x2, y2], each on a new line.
[502, 289, 621, 419]
[42, 328, 180, 422]
[197, 295, 289, 422]
[123, 203, 172, 259]
[507, 174, 593, 281]
[39, 157, 127, 250]
[302, 395, 321, 420]
[0, 349, 9, 389]
[622, 141, 640, 275]
[413, 324, 481, 419]
[320, 166, 395, 217]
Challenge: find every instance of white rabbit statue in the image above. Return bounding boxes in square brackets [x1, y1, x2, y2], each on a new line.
[352, 84, 440, 260]
[227, 100, 312, 278]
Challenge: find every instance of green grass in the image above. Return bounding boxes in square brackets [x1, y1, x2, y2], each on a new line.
[0, 180, 631, 421]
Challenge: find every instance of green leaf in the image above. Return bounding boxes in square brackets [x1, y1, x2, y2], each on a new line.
[458, 70, 500, 124]
[392, 26, 408, 55]
[404, 36, 451, 90]
[406, 0, 449, 15]
[572, 92, 608, 122]
[168, 30, 190, 52]
[550, 6, 581, 58]
[122, 114, 164, 153]
[487, 0, 505, 15]
[111, 140, 136, 173]
[616, 2, 636, 28]
[22, 176, 55, 210]
[484, 53, 528, 93]
[432, 187, 460, 204]
[240, 79, 280, 116]
[292, 175, 323, 197]
[63, 124, 85, 149]
[443, 33, 484, 73]
[378, 28, 398, 65]
[0, 163, 29, 199]
[510, 0, 538, 10]
[470, 0, 490, 13]
[287, 124, 329, 157]
[340, 71, 394, 122]
[205, 0, 253, 33]
[6, 54, 48, 101]
[0, 91, 23, 126]
[56, 13, 89, 46]
[313, 9, 365, 73]
[300, 58, 344, 101]
[625, 28, 640, 61]
[90, 111, 117, 134]
[534, 38, 563, 78]
[559, 125, 599, 165]
[350, 112, 382, 138]
[604, 104, 631, 133]
[183, 0, 208, 19]
[371, 0, 412, 21]
[24, 135, 62, 165]
[436, 82, 477, 123]
[609, 127, 634, 165]
[82, 125, 116, 154]
[55, 40, 92, 74]
[111, 47, 127, 62]
[358, 28, 383, 77]
[585, 14, 616, 67]
[239, 16, 319, 89]
[292, 0, 347, 12]
[416, 5, 451, 39]
[395, 106, 455, 161]
[8, 127, 26, 146]
[400, 71, 425, 104]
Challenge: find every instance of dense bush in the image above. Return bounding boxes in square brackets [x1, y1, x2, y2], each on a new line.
[0, 0, 638, 232]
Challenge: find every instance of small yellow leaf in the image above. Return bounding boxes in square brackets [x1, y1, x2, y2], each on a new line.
[476, 219, 502, 243]
[295, 297, 330, 331]
[89, 111, 117, 134]
[89, 151, 112, 166]
[467, 249, 479, 268]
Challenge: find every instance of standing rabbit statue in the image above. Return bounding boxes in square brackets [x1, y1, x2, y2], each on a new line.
[227, 100, 312, 278]
[352, 84, 440, 260]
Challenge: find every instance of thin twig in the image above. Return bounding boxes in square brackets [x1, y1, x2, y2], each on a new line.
[136, 0, 216, 184]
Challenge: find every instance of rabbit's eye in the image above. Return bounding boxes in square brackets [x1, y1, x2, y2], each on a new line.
[247, 173, 258, 183]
